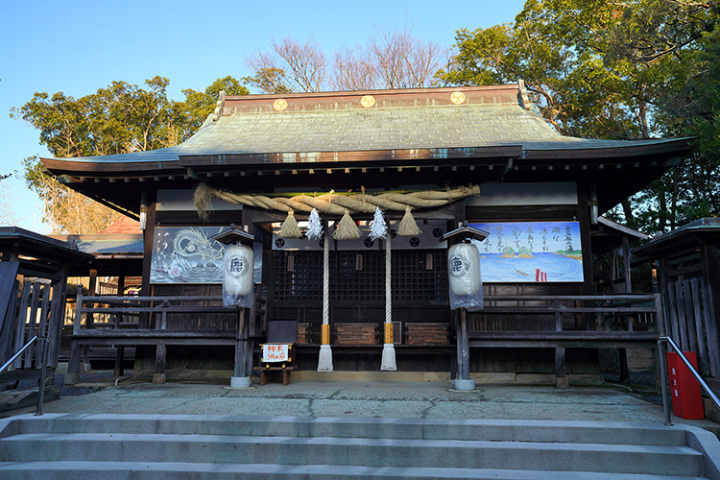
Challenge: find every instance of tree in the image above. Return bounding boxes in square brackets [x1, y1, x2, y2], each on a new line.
[15, 76, 249, 234]
[21, 156, 120, 234]
[244, 36, 326, 93]
[182, 76, 250, 135]
[442, 0, 720, 232]
[244, 26, 448, 93]
[330, 25, 448, 91]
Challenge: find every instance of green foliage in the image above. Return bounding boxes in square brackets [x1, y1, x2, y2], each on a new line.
[182, 76, 251, 134]
[14, 76, 249, 233]
[242, 68, 294, 94]
[444, 0, 720, 232]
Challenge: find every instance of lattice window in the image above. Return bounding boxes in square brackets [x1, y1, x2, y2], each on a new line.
[393, 250, 448, 303]
[273, 250, 448, 303]
[274, 251, 323, 303]
[332, 251, 384, 302]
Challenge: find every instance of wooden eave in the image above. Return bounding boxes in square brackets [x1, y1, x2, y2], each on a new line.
[42, 137, 691, 179]
[41, 156, 184, 175]
[45, 139, 690, 218]
[633, 218, 720, 260]
[0, 227, 95, 279]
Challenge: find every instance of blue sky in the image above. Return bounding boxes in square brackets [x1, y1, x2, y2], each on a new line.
[0, 0, 526, 233]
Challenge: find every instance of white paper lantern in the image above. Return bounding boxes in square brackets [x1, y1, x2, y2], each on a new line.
[448, 243, 480, 296]
[223, 245, 254, 296]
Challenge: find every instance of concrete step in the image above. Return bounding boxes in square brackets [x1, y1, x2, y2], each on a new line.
[0, 461, 712, 480]
[0, 414, 692, 445]
[0, 414, 718, 479]
[0, 433, 705, 476]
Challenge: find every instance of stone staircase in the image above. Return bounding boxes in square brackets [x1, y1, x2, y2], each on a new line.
[1, 414, 719, 479]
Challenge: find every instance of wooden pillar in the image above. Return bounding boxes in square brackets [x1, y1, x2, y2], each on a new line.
[113, 275, 126, 376]
[140, 191, 157, 329]
[153, 343, 166, 383]
[114, 346, 126, 377]
[23, 282, 41, 369]
[65, 284, 83, 385]
[577, 187, 594, 296]
[0, 263, 21, 367]
[116, 276, 126, 296]
[81, 268, 97, 372]
[619, 235, 631, 382]
[554, 303, 568, 387]
[555, 347, 568, 388]
[622, 236, 632, 293]
[459, 308, 470, 380]
[86, 269, 97, 328]
[234, 308, 247, 378]
[12, 279, 31, 369]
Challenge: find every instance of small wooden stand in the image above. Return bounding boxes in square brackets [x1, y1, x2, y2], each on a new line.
[255, 363, 295, 386]
[255, 343, 295, 386]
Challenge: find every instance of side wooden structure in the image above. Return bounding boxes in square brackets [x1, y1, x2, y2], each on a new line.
[0, 228, 92, 391]
[634, 218, 720, 390]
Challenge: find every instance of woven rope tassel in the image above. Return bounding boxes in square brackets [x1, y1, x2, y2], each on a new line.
[278, 210, 302, 238]
[334, 210, 362, 240]
[318, 226, 333, 372]
[397, 207, 421, 236]
[381, 235, 396, 371]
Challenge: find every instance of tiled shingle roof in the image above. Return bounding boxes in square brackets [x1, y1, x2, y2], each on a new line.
[47, 84, 687, 167]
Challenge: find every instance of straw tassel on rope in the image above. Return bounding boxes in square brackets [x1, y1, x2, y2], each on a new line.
[333, 209, 362, 241]
[397, 206, 421, 236]
[317, 225, 333, 372]
[278, 210, 302, 238]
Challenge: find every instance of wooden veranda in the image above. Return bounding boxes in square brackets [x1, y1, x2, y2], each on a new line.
[67, 287, 663, 385]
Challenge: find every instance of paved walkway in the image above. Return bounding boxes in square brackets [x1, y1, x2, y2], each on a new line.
[5, 373, 719, 432]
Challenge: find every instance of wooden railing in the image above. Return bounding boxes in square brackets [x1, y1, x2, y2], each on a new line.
[469, 294, 663, 347]
[66, 290, 266, 384]
[66, 291, 662, 384]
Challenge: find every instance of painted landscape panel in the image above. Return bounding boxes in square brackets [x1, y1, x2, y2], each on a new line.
[469, 221, 584, 283]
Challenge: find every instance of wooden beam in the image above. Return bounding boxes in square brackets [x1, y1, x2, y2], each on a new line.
[140, 191, 157, 329]
[0, 263, 20, 367]
[153, 343, 166, 383]
[623, 236, 632, 293]
[555, 346, 568, 387]
[234, 309, 247, 378]
[577, 187, 594, 296]
[459, 308, 470, 380]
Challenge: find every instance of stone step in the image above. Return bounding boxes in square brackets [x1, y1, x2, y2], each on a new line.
[0, 461, 711, 480]
[1, 414, 718, 479]
[1, 414, 690, 446]
[0, 433, 705, 476]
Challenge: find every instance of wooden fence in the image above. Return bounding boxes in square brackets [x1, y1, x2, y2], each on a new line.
[1, 273, 63, 382]
[663, 277, 720, 380]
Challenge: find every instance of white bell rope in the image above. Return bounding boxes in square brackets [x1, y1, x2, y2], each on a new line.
[381, 234, 397, 371]
[317, 225, 333, 371]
